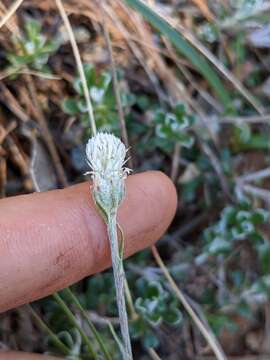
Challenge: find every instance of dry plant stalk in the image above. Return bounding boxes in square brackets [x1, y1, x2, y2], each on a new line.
[86, 132, 133, 360]
[55, 2, 133, 357]
[0, 0, 24, 29]
[152, 245, 227, 360]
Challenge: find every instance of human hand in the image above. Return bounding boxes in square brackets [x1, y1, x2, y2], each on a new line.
[0, 171, 176, 359]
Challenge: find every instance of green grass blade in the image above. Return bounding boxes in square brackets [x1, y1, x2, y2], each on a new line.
[53, 293, 98, 360]
[125, 0, 231, 108]
[63, 287, 112, 360]
[27, 304, 71, 357]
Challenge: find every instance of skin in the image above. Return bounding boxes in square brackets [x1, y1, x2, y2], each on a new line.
[0, 171, 177, 359]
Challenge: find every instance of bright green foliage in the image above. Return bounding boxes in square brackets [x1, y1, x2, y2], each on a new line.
[7, 19, 58, 72]
[245, 275, 270, 301]
[84, 273, 116, 314]
[77, 272, 182, 351]
[202, 204, 269, 256]
[132, 101, 196, 155]
[199, 23, 220, 43]
[63, 64, 135, 134]
[155, 103, 195, 148]
[208, 313, 239, 336]
[130, 279, 182, 349]
[135, 279, 182, 326]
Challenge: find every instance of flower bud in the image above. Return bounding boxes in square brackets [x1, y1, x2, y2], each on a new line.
[86, 132, 131, 216]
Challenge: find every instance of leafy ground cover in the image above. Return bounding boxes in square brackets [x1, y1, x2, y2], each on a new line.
[1, 0, 270, 358]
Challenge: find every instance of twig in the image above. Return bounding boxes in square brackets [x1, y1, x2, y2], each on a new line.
[0, 68, 62, 81]
[147, 347, 162, 360]
[25, 74, 68, 187]
[0, 0, 24, 29]
[170, 142, 181, 183]
[221, 114, 270, 124]
[151, 245, 227, 360]
[0, 121, 17, 144]
[242, 184, 270, 203]
[55, 0, 97, 135]
[191, 0, 215, 21]
[0, 83, 29, 123]
[200, 141, 233, 202]
[238, 167, 270, 183]
[87, 311, 119, 326]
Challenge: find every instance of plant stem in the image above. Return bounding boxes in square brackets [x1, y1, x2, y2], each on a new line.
[107, 213, 133, 360]
[63, 287, 112, 360]
[55, 0, 97, 135]
[0, 0, 24, 29]
[52, 292, 98, 360]
[124, 280, 137, 321]
[101, 7, 132, 168]
[27, 304, 71, 356]
[107, 321, 125, 356]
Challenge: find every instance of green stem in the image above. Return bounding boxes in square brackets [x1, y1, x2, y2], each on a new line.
[52, 292, 98, 360]
[27, 304, 71, 356]
[107, 213, 133, 360]
[63, 287, 112, 360]
[107, 321, 125, 356]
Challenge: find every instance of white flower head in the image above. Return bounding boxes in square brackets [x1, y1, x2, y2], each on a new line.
[86, 132, 131, 216]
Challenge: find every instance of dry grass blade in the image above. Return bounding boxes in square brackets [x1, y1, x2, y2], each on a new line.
[147, 347, 162, 360]
[24, 74, 68, 187]
[242, 184, 270, 203]
[55, 0, 97, 135]
[177, 26, 265, 115]
[151, 245, 227, 360]
[191, 0, 215, 21]
[0, 83, 29, 123]
[0, 0, 24, 29]
[0, 68, 62, 81]
[103, 1, 166, 103]
[126, 0, 264, 114]
[221, 114, 270, 124]
[101, 4, 132, 168]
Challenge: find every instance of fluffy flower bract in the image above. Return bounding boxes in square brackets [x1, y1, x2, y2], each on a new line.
[86, 132, 131, 215]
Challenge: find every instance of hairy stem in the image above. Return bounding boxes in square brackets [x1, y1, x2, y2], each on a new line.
[107, 213, 133, 360]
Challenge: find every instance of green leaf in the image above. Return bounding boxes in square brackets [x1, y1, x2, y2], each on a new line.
[208, 236, 231, 255]
[143, 329, 159, 349]
[252, 209, 269, 224]
[25, 19, 42, 41]
[163, 306, 183, 326]
[125, 0, 231, 108]
[258, 242, 270, 274]
[62, 98, 80, 115]
[130, 318, 145, 339]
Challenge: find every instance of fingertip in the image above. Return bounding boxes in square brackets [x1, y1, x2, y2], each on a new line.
[0, 171, 177, 311]
[118, 171, 178, 256]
